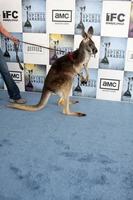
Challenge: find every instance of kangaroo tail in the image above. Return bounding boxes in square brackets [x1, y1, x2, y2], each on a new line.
[7, 90, 51, 112]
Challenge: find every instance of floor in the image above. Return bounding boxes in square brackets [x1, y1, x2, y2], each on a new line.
[0, 90, 133, 200]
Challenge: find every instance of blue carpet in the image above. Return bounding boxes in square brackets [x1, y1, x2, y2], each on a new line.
[0, 90, 133, 200]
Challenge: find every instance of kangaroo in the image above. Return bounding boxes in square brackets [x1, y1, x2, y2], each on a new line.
[8, 26, 97, 117]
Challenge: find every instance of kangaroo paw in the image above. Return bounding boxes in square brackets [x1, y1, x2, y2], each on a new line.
[63, 110, 86, 117]
[76, 112, 86, 117]
[69, 100, 79, 104]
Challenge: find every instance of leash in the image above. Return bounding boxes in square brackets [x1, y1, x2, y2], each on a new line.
[14, 43, 24, 70]
[14, 40, 89, 82]
[14, 40, 66, 70]
[19, 40, 66, 53]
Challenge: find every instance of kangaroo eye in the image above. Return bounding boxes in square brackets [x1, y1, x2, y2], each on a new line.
[89, 44, 93, 48]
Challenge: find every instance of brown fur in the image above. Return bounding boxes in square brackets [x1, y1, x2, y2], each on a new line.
[8, 27, 97, 117]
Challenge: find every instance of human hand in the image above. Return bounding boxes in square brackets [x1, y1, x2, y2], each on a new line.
[10, 35, 19, 45]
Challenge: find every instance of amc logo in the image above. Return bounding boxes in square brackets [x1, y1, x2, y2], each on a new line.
[52, 10, 72, 22]
[100, 78, 120, 91]
[10, 71, 22, 81]
[106, 13, 125, 23]
[2, 10, 18, 20]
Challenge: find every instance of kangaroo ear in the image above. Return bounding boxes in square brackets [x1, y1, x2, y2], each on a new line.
[87, 26, 94, 37]
[82, 30, 88, 39]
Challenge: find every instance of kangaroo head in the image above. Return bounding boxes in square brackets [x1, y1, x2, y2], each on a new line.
[81, 26, 98, 55]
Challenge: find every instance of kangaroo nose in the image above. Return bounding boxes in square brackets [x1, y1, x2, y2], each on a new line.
[93, 48, 98, 54]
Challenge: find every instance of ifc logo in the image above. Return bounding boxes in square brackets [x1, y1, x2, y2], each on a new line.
[3, 11, 18, 19]
[2, 10, 18, 21]
[106, 13, 125, 25]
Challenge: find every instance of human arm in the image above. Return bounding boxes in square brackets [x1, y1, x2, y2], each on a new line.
[0, 22, 19, 44]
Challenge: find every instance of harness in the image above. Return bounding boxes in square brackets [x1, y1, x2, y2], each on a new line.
[67, 52, 74, 63]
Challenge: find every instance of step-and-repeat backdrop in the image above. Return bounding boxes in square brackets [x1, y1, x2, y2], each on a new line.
[0, 0, 133, 103]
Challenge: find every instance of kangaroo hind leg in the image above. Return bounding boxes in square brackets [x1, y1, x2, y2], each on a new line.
[62, 93, 86, 117]
[58, 97, 79, 106]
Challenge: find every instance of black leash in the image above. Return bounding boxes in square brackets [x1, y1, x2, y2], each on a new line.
[14, 40, 66, 70]
[14, 41, 88, 80]
[14, 43, 24, 70]
[13, 38, 94, 77]
[19, 40, 66, 53]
